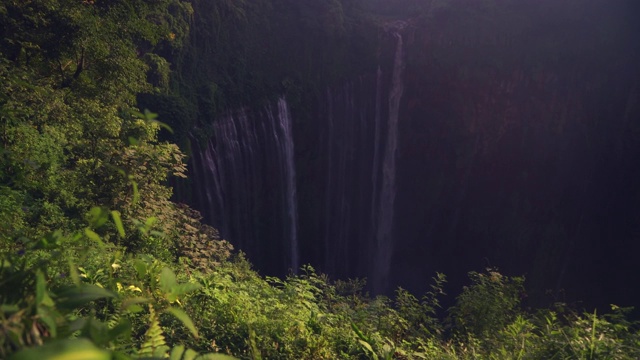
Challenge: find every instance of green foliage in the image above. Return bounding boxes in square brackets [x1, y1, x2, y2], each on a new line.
[161, 0, 378, 145]
[450, 269, 525, 339]
[0, 0, 197, 244]
[8, 339, 111, 360]
[2, 205, 639, 360]
[1, 1, 639, 359]
[395, 272, 446, 339]
[0, 210, 234, 359]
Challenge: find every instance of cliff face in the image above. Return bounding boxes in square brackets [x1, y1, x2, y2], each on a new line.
[295, 0, 640, 306]
[389, 1, 640, 306]
[185, 0, 640, 309]
[294, 26, 407, 292]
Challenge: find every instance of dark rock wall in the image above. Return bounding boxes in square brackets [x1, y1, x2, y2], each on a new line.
[188, 0, 640, 310]
[389, 2, 640, 307]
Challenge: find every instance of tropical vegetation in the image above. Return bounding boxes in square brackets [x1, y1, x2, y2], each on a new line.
[1, 0, 638, 359]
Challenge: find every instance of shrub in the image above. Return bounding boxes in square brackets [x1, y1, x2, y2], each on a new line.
[449, 269, 525, 341]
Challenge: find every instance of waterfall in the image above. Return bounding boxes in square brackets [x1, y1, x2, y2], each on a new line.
[273, 98, 299, 272]
[190, 97, 299, 275]
[309, 22, 407, 290]
[371, 66, 383, 239]
[321, 84, 360, 277]
[190, 24, 406, 290]
[373, 23, 406, 294]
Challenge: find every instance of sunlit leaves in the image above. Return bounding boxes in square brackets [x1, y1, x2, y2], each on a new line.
[0, 0, 232, 358]
[166, 307, 199, 339]
[35, 270, 54, 307]
[88, 207, 109, 229]
[131, 108, 174, 134]
[159, 267, 201, 303]
[120, 296, 149, 314]
[8, 338, 111, 360]
[84, 229, 104, 247]
[111, 210, 125, 238]
[56, 284, 116, 310]
[0, 0, 192, 247]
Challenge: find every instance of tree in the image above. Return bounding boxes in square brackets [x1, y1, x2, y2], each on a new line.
[0, 0, 193, 249]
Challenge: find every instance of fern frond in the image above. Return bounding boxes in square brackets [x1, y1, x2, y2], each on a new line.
[107, 307, 121, 330]
[137, 305, 169, 358]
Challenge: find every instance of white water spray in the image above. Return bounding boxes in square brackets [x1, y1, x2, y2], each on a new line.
[374, 22, 407, 293]
[275, 98, 299, 272]
[195, 98, 299, 273]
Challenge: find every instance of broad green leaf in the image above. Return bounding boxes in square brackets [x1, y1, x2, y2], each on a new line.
[351, 323, 368, 342]
[144, 109, 158, 120]
[126, 304, 144, 313]
[133, 109, 158, 121]
[169, 345, 185, 360]
[84, 318, 110, 346]
[358, 340, 377, 360]
[121, 297, 150, 312]
[182, 349, 199, 360]
[111, 210, 125, 238]
[41, 231, 64, 249]
[171, 283, 201, 297]
[145, 217, 158, 229]
[128, 136, 140, 146]
[84, 229, 105, 247]
[159, 267, 177, 293]
[56, 284, 116, 309]
[135, 109, 174, 134]
[133, 259, 147, 279]
[36, 270, 54, 307]
[149, 119, 174, 134]
[37, 306, 58, 337]
[166, 307, 198, 339]
[68, 259, 81, 286]
[89, 207, 109, 228]
[8, 338, 110, 360]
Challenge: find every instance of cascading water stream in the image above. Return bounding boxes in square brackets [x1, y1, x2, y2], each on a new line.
[274, 98, 299, 272]
[190, 98, 299, 274]
[184, 8, 640, 308]
[373, 22, 406, 294]
[190, 23, 406, 290]
[371, 66, 383, 240]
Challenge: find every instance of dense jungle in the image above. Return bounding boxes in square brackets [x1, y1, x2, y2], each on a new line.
[1, 0, 640, 358]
